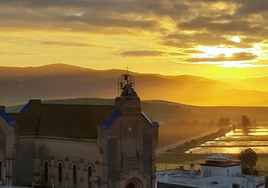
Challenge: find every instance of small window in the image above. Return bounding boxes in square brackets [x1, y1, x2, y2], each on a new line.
[227, 169, 230, 176]
[73, 164, 77, 187]
[44, 161, 49, 183]
[88, 166, 92, 188]
[58, 163, 63, 184]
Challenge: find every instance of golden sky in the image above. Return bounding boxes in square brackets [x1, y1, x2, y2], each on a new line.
[1, 0, 268, 78]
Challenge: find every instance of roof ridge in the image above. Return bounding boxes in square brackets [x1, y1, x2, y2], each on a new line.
[40, 103, 115, 107]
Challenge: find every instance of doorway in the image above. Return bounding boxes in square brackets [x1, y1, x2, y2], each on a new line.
[126, 183, 135, 188]
[125, 178, 142, 188]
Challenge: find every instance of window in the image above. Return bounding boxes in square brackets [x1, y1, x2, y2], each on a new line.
[227, 169, 230, 176]
[44, 161, 48, 183]
[0, 161, 2, 182]
[73, 164, 77, 187]
[58, 163, 63, 184]
[88, 166, 92, 188]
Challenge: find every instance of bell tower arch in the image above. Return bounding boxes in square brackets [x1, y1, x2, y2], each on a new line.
[98, 73, 159, 188]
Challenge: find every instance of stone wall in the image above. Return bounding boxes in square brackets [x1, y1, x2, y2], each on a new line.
[98, 96, 158, 188]
[16, 137, 101, 188]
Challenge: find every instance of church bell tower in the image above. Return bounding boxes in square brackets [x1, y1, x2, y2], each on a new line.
[98, 73, 159, 188]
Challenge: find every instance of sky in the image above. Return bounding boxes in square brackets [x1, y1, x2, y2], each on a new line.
[1, 0, 268, 78]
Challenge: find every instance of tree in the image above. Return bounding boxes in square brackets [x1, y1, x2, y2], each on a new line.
[238, 148, 258, 175]
[190, 139, 197, 146]
[241, 115, 251, 127]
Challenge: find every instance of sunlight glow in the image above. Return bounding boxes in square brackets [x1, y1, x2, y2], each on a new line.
[191, 45, 268, 68]
[196, 45, 245, 58]
[231, 36, 241, 43]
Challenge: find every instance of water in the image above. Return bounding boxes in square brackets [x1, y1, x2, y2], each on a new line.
[185, 127, 268, 154]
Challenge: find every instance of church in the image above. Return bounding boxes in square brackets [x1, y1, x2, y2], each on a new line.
[0, 74, 159, 188]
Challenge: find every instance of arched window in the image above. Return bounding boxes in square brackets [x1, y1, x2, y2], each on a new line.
[73, 164, 77, 187]
[88, 166, 92, 188]
[58, 163, 63, 184]
[0, 161, 2, 182]
[44, 161, 48, 183]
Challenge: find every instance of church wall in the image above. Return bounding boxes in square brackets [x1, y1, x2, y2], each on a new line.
[17, 137, 101, 188]
[98, 111, 158, 188]
[0, 116, 16, 186]
[14, 141, 35, 186]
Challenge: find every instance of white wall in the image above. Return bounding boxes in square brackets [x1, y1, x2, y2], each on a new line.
[201, 165, 241, 178]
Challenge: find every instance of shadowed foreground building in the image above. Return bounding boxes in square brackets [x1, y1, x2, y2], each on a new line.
[156, 154, 265, 188]
[0, 74, 159, 188]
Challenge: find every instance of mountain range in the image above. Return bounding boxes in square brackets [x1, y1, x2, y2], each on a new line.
[2, 63, 268, 106]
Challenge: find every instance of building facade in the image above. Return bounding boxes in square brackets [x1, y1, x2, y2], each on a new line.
[0, 74, 159, 188]
[156, 154, 265, 188]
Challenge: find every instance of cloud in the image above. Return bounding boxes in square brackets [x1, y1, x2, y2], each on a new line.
[185, 52, 257, 63]
[119, 50, 184, 57]
[178, 18, 266, 36]
[236, 0, 268, 15]
[0, 0, 191, 34]
[0, 0, 190, 18]
[119, 50, 164, 57]
[63, 14, 160, 30]
[162, 33, 235, 48]
[39, 41, 99, 47]
[0, 52, 32, 55]
[0, 0, 268, 74]
[183, 50, 204, 54]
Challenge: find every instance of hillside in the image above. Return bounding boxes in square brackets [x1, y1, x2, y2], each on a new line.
[7, 98, 268, 148]
[2, 64, 268, 106]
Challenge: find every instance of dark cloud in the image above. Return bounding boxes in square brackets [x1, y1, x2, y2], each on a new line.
[178, 19, 266, 36]
[0, 0, 190, 19]
[0, 0, 267, 66]
[236, 0, 268, 15]
[63, 14, 159, 30]
[185, 52, 257, 62]
[119, 50, 164, 57]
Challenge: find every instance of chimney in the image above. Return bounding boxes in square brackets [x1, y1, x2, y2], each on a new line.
[190, 164, 195, 174]
[29, 99, 41, 106]
[0, 105, 5, 112]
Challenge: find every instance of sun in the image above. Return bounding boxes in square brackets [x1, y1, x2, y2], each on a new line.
[231, 36, 241, 43]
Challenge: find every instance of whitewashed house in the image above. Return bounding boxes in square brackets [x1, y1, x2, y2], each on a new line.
[156, 154, 265, 188]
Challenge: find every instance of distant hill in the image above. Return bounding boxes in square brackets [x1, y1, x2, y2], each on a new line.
[7, 97, 268, 123]
[2, 64, 268, 106]
[7, 97, 268, 148]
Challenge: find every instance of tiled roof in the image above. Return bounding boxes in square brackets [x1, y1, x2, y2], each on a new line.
[1, 109, 16, 126]
[9, 103, 115, 139]
[206, 154, 232, 161]
[9, 113, 41, 135]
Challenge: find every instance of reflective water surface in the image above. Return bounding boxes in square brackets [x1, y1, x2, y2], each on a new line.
[186, 127, 268, 154]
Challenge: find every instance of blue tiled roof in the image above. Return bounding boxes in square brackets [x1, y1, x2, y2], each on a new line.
[151, 122, 159, 126]
[20, 102, 31, 113]
[100, 109, 122, 129]
[0, 109, 16, 126]
[141, 111, 159, 127]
